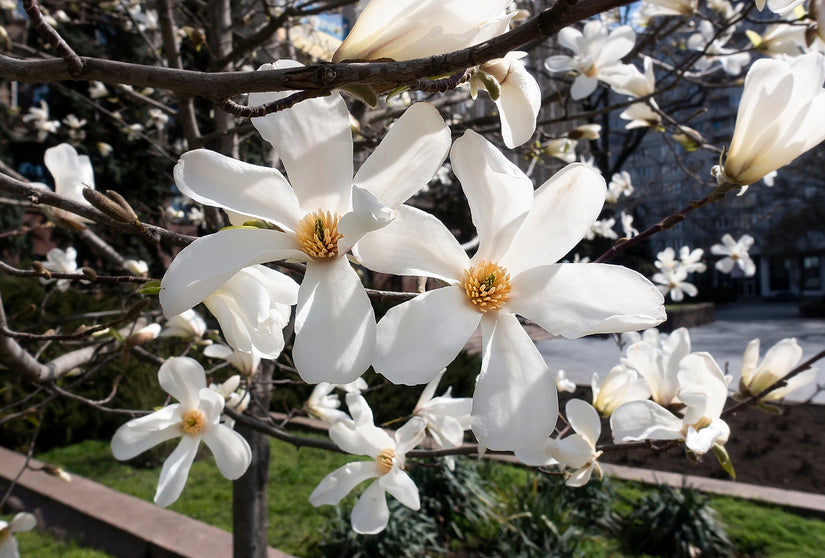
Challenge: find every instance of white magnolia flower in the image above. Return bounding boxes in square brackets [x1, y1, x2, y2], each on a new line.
[654, 247, 678, 272]
[413, 369, 472, 469]
[209, 374, 250, 422]
[125, 123, 145, 141]
[746, 24, 808, 58]
[123, 259, 149, 276]
[89, 81, 110, 99]
[637, 0, 698, 18]
[679, 246, 707, 273]
[147, 108, 169, 130]
[592, 364, 651, 417]
[358, 130, 665, 449]
[611, 352, 731, 456]
[604, 56, 656, 98]
[620, 101, 661, 129]
[652, 267, 698, 302]
[42, 143, 96, 226]
[160, 64, 449, 384]
[111, 357, 252, 507]
[585, 217, 618, 240]
[567, 124, 602, 140]
[687, 20, 751, 76]
[305, 378, 367, 424]
[40, 246, 78, 291]
[622, 327, 691, 407]
[738, 338, 817, 401]
[516, 399, 603, 487]
[544, 21, 636, 100]
[713, 52, 825, 188]
[606, 170, 634, 203]
[22, 100, 60, 141]
[0, 512, 37, 558]
[204, 343, 260, 377]
[202, 265, 298, 360]
[309, 394, 426, 534]
[543, 138, 578, 163]
[711, 233, 756, 276]
[620, 211, 639, 238]
[159, 308, 207, 340]
[754, 0, 805, 14]
[555, 369, 577, 393]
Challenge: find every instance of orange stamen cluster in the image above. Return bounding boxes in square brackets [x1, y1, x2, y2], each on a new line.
[462, 260, 512, 313]
[181, 409, 207, 436]
[295, 210, 343, 259]
[376, 448, 396, 475]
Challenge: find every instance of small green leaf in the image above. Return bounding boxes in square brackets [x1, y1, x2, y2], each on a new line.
[475, 70, 501, 101]
[712, 443, 736, 479]
[340, 83, 379, 107]
[137, 280, 162, 296]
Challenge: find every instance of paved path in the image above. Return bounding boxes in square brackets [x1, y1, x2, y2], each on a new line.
[535, 302, 825, 403]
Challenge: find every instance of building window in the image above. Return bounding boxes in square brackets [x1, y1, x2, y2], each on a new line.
[803, 256, 821, 291]
[769, 258, 791, 291]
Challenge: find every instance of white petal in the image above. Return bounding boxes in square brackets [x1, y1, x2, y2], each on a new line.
[351, 481, 389, 535]
[609, 400, 683, 444]
[739, 338, 760, 386]
[353, 103, 450, 207]
[10, 512, 37, 533]
[293, 258, 376, 384]
[544, 55, 575, 72]
[309, 461, 381, 506]
[565, 399, 600, 447]
[202, 424, 252, 480]
[509, 264, 665, 338]
[154, 435, 200, 507]
[501, 164, 605, 275]
[374, 286, 480, 385]
[394, 416, 427, 455]
[552, 434, 592, 469]
[337, 186, 396, 254]
[174, 149, 301, 229]
[379, 467, 420, 510]
[767, 368, 818, 400]
[496, 63, 541, 148]
[472, 313, 558, 450]
[159, 229, 302, 317]
[515, 439, 558, 467]
[110, 405, 181, 460]
[158, 357, 207, 408]
[354, 205, 468, 282]
[451, 130, 533, 262]
[570, 75, 598, 100]
[44, 143, 94, 200]
[250, 62, 353, 214]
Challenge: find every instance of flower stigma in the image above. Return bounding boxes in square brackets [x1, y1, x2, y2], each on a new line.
[462, 260, 512, 312]
[181, 409, 207, 436]
[376, 448, 396, 475]
[296, 210, 344, 260]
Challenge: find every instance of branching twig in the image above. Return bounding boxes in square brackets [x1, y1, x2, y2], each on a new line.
[22, 0, 83, 76]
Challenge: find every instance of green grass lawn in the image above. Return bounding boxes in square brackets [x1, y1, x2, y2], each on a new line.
[33, 438, 825, 557]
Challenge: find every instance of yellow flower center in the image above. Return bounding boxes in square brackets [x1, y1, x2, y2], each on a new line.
[0, 526, 9, 543]
[376, 448, 396, 475]
[181, 409, 207, 436]
[295, 210, 343, 260]
[462, 260, 512, 313]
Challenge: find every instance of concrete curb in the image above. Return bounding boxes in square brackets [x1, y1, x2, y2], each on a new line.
[0, 446, 293, 558]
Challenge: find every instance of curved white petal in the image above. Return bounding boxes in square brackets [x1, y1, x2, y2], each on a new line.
[45, 143, 95, 199]
[379, 468, 420, 510]
[250, 62, 353, 214]
[551, 434, 592, 469]
[451, 131, 533, 262]
[739, 338, 761, 386]
[154, 435, 200, 508]
[174, 149, 301, 229]
[610, 400, 684, 443]
[354, 205, 468, 282]
[767, 367, 817, 400]
[509, 263, 665, 338]
[10, 512, 37, 533]
[565, 399, 601, 447]
[353, 103, 450, 207]
[501, 164, 605, 275]
[514, 439, 558, 467]
[394, 416, 427, 455]
[351, 481, 389, 535]
[472, 313, 558, 451]
[110, 405, 181, 460]
[374, 286, 480, 385]
[309, 461, 381, 506]
[293, 258, 376, 384]
[337, 186, 396, 254]
[496, 63, 541, 148]
[202, 425, 252, 480]
[159, 229, 303, 318]
[159, 357, 207, 409]
[570, 75, 598, 100]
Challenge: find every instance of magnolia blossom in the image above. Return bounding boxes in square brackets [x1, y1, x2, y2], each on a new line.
[209, 375, 250, 429]
[737, 338, 817, 401]
[555, 370, 577, 393]
[711, 233, 756, 276]
[746, 24, 808, 58]
[606, 171, 634, 203]
[413, 369, 472, 469]
[305, 378, 368, 424]
[713, 52, 825, 188]
[359, 130, 665, 450]
[567, 124, 602, 140]
[611, 353, 731, 456]
[622, 327, 691, 407]
[637, 0, 698, 19]
[604, 56, 656, 98]
[653, 267, 697, 302]
[332, 0, 537, 147]
[544, 21, 636, 100]
[592, 364, 651, 417]
[687, 21, 751, 77]
[0, 512, 36, 558]
[159, 308, 207, 340]
[40, 247, 78, 291]
[309, 394, 426, 534]
[202, 265, 298, 360]
[160, 64, 450, 384]
[543, 138, 578, 163]
[516, 399, 603, 487]
[655, 247, 678, 272]
[123, 259, 148, 276]
[585, 217, 618, 240]
[679, 246, 707, 273]
[89, 81, 109, 99]
[620, 211, 639, 238]
[203, 343, 260, 377]
[22, 100, 60, 141]
[111, 357, 252, 507]
[39, 143, 96, 226]
[620, 101, 661, 129]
